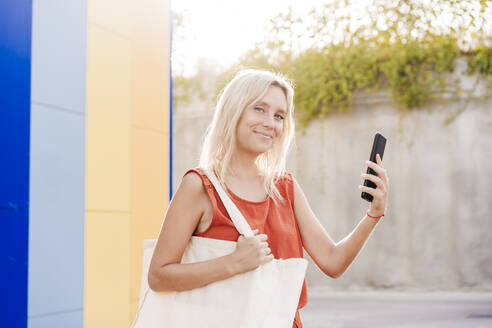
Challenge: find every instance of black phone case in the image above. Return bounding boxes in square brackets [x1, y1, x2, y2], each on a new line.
[361, 132, 387, 202]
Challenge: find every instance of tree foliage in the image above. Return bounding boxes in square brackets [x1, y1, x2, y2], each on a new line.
[182, 1, 492, 127]
[218, 0, 492, 127]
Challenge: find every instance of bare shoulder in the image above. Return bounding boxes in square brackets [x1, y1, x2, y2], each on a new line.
[180, 170, 206, 195]
[175, 170, 213, 229]
[291, 175, 320, 220]
[291, 174, 304, 199]
[181, 170, 214, 232]
[289, 173, 309, 215]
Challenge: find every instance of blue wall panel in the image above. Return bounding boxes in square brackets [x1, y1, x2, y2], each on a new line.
[31, 0, 87, 114]
[28, 0, 86, 327]
[0, 1, 32, 327]
[28, 106, 85, 327]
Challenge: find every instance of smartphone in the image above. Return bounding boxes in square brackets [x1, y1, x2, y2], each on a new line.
[361, 132, 387, 202]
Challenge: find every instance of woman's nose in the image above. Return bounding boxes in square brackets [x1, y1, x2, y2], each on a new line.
[262, 115, 275, 128]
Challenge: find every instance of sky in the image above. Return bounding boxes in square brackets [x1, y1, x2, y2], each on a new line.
[170, 0, 319, 77]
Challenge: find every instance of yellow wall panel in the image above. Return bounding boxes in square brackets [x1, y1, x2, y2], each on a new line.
[86, 0, 170, 326]
[131, 49, 170, 134]
[131, 129, 169, 238]
[131, 1, 170, 134]
[129, 129, 169, 315]
[88, 0, 132, 38]
[86, 24, 132, 212]
[85, 212, 131, 327]
[128, 1, 170, 319]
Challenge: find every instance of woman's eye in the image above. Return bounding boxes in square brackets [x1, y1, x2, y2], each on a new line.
[254, 107, 264, 112]
[275, 114, 285, 120]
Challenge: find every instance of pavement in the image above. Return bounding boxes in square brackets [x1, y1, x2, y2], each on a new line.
[298, 290, 492, 328]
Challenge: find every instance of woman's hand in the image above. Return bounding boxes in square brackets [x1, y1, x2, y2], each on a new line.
[359, 153, 389, 217]
[231, 229, 274, 274]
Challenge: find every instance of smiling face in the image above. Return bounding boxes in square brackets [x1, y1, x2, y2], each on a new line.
[235, 85, 287, 156]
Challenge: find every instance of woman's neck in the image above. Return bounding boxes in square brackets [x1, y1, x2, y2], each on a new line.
[228, 151, 261, 179]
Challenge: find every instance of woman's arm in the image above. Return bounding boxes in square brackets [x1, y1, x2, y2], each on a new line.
[293, 154, 389, 278]
[328, 213, 379, 278]
[149, 254, 240, 292]
[148, 172, 239, 292]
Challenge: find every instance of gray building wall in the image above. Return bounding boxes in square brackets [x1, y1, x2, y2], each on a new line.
[172, 73, 492, 292]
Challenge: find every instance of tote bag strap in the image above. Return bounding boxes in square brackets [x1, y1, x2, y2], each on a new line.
[201, 167, 255, 238]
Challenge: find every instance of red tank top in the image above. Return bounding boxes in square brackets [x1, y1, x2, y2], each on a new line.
[184, 168, 308, 328]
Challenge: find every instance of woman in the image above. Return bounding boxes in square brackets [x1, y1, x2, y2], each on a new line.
[148, 69, 389, 327]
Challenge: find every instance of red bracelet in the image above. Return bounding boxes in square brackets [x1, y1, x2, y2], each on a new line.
[367, 211, 384, 220]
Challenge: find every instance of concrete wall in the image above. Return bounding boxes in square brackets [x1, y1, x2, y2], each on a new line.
[172, 72, 492, 292]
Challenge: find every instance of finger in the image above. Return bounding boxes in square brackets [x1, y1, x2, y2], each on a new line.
[257, 234, 268, 241]
[365, 159, 388, 183]
[263, 254, 274, 263]
[358, 185, 383, 198]
[365, 160, 382, 175]
[361, 173, 385, 191]
[375, 154, 388, 185]
[376, 153, 384, 167]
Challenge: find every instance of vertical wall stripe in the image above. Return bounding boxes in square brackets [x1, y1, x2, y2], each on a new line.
[86, 1, 170, 326]
[85, 7, 133, 325]
[169, 3, 174, 200]
[28, 1, 86, 327]
[0, 1, 32, 327]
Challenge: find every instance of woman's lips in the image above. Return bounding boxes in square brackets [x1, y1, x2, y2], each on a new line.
[254, 131, 272, 139]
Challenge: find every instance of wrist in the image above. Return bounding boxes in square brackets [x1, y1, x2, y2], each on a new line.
[366, 210, 384, 220]
[226, 253, 241, 276]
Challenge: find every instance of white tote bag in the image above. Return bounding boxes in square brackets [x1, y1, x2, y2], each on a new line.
[131, 168, 308, 328]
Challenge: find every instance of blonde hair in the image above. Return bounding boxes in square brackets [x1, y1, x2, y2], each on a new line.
[199, 69, 295, 203]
